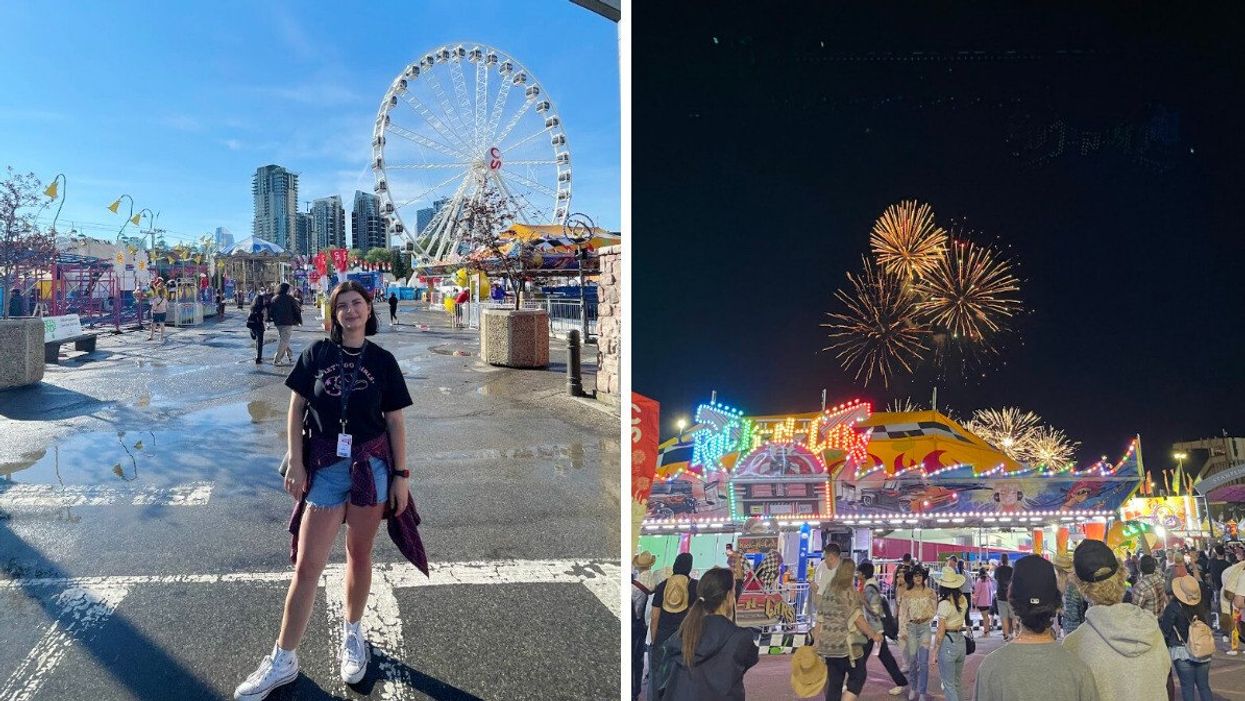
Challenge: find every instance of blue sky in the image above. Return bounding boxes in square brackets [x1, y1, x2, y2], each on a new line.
[0, 1, 619, 247]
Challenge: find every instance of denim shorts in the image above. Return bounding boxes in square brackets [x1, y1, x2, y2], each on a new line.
[306, 456, 389, 508]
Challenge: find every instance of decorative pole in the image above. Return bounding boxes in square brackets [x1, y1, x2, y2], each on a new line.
[109, 194, 137, 240]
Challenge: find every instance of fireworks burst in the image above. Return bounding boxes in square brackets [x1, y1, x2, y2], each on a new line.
[822, 259, 927, 387]
[1021, 426, 1079, 469]
[965, 407, 1041, 460]
[870, 200, 949, 280]
[886, 397, 925, 413]
[913, 240, 1021, 342]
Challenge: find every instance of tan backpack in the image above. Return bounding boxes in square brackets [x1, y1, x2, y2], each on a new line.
[1180, 613, 1216, 661]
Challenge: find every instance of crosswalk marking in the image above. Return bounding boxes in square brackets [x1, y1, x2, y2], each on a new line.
[0, 482, 213, 508]
[0, 585, 130, 701]
[0, 559, 619, 701]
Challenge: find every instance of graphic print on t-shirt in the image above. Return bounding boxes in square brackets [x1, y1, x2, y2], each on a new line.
[318, 359, 376, 397]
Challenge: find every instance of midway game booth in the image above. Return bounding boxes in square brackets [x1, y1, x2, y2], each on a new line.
[637, 397, 1144, 654]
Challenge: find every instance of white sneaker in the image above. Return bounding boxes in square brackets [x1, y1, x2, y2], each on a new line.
[1228, 650, 1240, 656]
[890, 685, 907, 696]
[341, 621, 369, 684]
[234, 647, 298, 700]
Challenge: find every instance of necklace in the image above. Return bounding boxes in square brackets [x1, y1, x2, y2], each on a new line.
[340, 343, 364, 356]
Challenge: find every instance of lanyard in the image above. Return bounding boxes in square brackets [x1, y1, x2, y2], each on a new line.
[337, 342, 366, 433]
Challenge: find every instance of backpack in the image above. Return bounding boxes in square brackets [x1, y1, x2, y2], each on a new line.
[1180, 613, 1216, 661]
[866, 583, 899, 640]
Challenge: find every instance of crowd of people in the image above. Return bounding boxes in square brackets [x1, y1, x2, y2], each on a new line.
[630, 539, 1245, 701]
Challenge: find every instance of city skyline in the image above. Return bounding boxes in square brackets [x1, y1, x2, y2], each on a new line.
[0, 1, 620, 247]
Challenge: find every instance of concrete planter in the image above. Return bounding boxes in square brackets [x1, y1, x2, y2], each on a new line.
[0, 318, 46, 389]
[480, 308, 549, 368]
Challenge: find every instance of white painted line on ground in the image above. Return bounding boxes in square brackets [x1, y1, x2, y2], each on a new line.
[321, 565, 350, 698]
[0, 559, 620, 597]
[0, 584, 129, 701]
[0, 482, 213, 508]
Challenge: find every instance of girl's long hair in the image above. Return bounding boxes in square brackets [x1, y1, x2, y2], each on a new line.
[679, 567, 734, 668]
[939, 584, 965, 612]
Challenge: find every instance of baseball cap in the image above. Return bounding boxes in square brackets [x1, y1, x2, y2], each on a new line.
[1009, 555, 1061, 608]
[1073, 539, 1120, 583]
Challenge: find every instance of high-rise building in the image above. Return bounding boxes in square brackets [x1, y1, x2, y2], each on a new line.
[311, 195, 346, 250]
[415, 197, 450, 237]
[214, 226, 234, 251]
[352, 191, 385, 251]
[252, 165, 299, 250]
[295, 212, 314, 256]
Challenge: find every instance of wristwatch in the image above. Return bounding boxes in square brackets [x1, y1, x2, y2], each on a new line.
[392, 469, 410, 479]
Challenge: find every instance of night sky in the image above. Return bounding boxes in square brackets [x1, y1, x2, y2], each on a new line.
[633, 3, 1245, 483]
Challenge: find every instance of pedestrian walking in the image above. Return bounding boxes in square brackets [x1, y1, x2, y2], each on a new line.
[973, 555, 1100, 701]
[898, 566, 936, 701]
[857, 560, 908, 696]
[234, 280, 422, 701]
[1134, 554, 1168, 618]
[654, 567, 757, 701]
[814, 559, 882, 701]
[148, 285, 169, 342]
[268, 283, 303, 366]
[1063, 539, 1170, 701]
[388, 292, 399, 325]
[246, 295, 268, 364]
[929, 566, 968, 701]
[633, 552, 657, 701]
[6, 287, 23, 317]
[994, 553, 1015, 640]
[216, 290, 226, 320]
[1160, 575, 1215, 701]
[1054, 551, 1088, 637]
[726, 543, 746, 601]
[973, 567, 995, 636]
[649, 553, 698, 701]
[453, 286, 470, 328]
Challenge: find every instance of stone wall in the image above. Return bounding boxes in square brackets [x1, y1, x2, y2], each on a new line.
[595, 245, 621, 399]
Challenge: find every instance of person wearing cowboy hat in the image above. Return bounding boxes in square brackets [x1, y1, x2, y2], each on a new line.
[632, 552, 657, 700]
[1063, 539, 1169, 701]
[648, 552, 697, 701]
[1159, 574, 1215, 700]
[1053, 551, 1089, 637]
[929, 566, 970, 701]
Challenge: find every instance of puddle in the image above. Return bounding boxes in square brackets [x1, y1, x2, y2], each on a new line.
[429, 442, 594, 469]
[0, 448, 48, 478]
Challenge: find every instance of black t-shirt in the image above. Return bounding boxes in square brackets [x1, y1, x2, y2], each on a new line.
[285, 339, 412, 443]
[652, 577, 699, 645]
[994, 564, 1013, 599]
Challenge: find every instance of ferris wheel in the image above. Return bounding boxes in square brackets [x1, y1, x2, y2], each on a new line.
[372, 43, 572, 261]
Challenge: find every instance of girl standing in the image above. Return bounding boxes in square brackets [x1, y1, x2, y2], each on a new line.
[148, 284, 169, 342]
[655, 567, 757, 701]
[234, 281, 423, 700]
[898, 567, 937, 701]
[930, 567, 968, 701]
[815, 561, 883, 701]
[973, 568, 995, 637]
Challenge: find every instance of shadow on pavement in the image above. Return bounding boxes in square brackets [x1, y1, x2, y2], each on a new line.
[0, 520, 220, 699]
[0, 385, 106, 421]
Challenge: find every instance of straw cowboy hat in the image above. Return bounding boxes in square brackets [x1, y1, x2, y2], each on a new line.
[662, 574, 691, 614]
[1053, 552, 1075, 572]
[790, 645, 827, 698]
[939, 566, 966, 590]
[1173, 575, 1202, 606]
[632, 551, 656, 570]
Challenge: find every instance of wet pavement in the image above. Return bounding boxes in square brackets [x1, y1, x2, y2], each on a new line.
[0, 303, 621, 701]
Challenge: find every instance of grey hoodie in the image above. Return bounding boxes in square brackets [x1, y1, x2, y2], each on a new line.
[1062, 603, 1170, 701]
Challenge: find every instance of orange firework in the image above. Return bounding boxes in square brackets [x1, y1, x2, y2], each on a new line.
[870, 200, 948, 280]
[822, 259, 927, 387]
[914, 239, 1021, 341]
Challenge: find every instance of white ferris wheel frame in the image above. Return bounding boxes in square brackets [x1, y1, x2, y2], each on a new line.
[371, 43, 572, 261]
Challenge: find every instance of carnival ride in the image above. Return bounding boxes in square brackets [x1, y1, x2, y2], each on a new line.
[373, 43, 572, 261]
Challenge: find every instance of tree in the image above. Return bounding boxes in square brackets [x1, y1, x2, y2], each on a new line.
[391, 252, 412, 283]
[349, 248, 365, 264]
[1, 167, 58, 318]
[364, 247, 392, 265]
[459, 184, 523, 309]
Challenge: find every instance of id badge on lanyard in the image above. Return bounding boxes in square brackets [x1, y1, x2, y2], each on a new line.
[336, 343, 365, 458]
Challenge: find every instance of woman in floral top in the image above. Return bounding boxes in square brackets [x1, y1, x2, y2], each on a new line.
[815, 562, 883, 701]
[898, 567, 938, 701]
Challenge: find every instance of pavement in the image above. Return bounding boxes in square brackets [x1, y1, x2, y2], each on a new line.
[0, 302, 621, 701]
[738, 625, 1245, 700]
